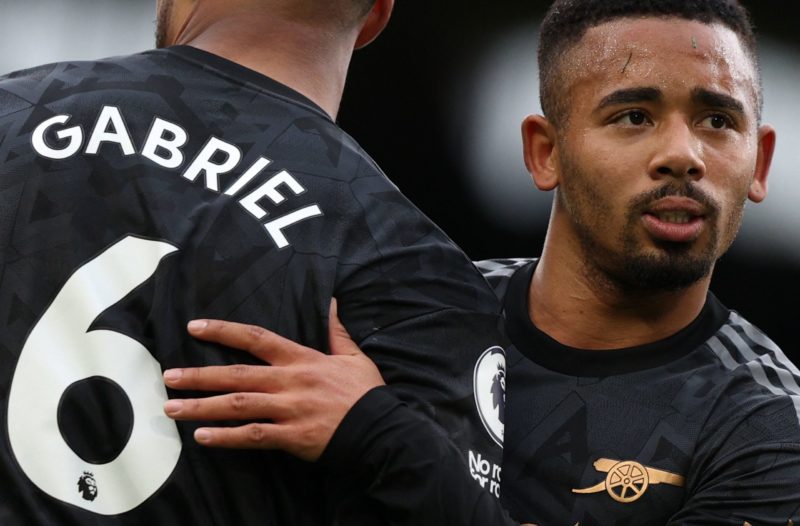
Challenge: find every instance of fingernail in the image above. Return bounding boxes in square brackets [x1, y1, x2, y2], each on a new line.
[163, 369, 183, 382]
[164, 400, 183, 414]
[195, 429, 211, 443]
[187, 320, 208, 332]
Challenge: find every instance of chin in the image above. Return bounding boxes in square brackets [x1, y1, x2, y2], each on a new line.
[619, 251, 714, 292]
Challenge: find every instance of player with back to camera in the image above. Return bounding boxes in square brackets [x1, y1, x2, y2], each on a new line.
[0, 0, 512, 524]
[166, 0, 800, 524]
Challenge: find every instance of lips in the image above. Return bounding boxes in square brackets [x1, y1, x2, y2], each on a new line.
[652, 211, 693, 224]
[641, 197, 707, 243]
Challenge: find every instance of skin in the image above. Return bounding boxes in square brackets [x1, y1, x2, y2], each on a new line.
[164, 302, 384, 461]
[162, 16, 773, 525]
[151, 0, 394, 455]
[165, 16, 776, 439]
[523, 18, 775, 349]
[154, 0, 394, 119]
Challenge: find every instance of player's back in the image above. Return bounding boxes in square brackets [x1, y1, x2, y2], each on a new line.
[0, 47, 506, 525]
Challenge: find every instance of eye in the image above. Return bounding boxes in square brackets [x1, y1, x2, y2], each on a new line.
[614, 110, 651, 126]
[699, 113, 734, 130]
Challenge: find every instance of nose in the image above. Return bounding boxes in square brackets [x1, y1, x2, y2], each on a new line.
[648, 118, 706, 181]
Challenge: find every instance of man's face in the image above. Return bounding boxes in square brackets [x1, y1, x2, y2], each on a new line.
[550, 17, 771, 292]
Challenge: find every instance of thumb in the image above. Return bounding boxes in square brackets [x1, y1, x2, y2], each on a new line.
[328, 298, 362, 356]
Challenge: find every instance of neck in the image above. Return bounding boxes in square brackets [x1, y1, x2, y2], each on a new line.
[530, 217, 711, 351]
[173, 10, 357, 119]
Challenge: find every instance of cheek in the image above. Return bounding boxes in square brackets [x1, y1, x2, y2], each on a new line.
[721, 181, 750, 224]
[706, 172, 751, 248]
[708, 151, 755, 205]
[559, 132, 652, 228]
[568, 132, 647, 192]
[561, 153, 622, 215]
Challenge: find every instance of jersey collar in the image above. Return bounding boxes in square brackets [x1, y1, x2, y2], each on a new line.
[162, 45, 331, 120]
[504, 260, 730, 376]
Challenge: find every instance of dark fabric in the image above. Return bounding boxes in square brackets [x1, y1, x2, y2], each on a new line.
[0, 48, 506, 525]
[321, 387, 518, 526]
[475, 258, 800, 526]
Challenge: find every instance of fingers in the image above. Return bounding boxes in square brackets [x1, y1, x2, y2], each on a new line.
[187, 319, 309, 365]
[180, 417, 323, 460]
[163, 392, 292, 421]
[170, 307, 380, 462]
[190, 424, 322, 461]
[192, 423, 289, 450]
[164, 364, 283, 392]
[327, 298, 362, 356]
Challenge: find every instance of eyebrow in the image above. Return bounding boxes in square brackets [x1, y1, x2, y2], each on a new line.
[596, 87, 662, 111]
[691, 88, 745, 115]
[595, 86, 747, 116]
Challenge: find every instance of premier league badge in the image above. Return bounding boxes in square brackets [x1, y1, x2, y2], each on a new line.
[473, 346, 506, 447]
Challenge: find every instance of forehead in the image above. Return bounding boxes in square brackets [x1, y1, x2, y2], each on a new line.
[559, 17, 759, 117]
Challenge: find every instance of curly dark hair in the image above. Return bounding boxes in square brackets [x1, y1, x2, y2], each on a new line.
[538, 0, 760, 126]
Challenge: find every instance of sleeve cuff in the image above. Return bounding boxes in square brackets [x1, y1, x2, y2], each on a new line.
[318, 385, 408, 472]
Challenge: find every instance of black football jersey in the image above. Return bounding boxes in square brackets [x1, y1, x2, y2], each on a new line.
[477, 258, 800, 526]
[0, 46, 506, 525]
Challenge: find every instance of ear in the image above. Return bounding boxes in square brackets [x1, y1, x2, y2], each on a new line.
[354, 0, 394, 49]
[748, 124, 776, 203]
[522, 114, 560, 191]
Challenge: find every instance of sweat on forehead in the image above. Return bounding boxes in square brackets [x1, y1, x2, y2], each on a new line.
[537, 0, 761, 125]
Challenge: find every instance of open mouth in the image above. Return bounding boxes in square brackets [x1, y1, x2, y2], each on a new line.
[641, 211, 705, 243]
[651, 211, 695, 224]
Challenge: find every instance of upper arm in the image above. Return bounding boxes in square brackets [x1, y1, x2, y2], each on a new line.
[668, 388, 800, 525]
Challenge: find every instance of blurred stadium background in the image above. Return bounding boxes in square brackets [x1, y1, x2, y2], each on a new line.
[2, 0, 797, 362]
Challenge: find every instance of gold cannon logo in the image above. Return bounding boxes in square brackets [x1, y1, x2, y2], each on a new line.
[572, 458, 684, 503]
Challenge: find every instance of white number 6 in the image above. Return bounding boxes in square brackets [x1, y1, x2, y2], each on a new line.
[7, 236, 182, 515]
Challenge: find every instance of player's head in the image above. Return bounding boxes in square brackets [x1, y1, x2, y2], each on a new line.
[155, 0, 391, 49]
[538, 0, 761, 128]
[522, 0, 776, 293]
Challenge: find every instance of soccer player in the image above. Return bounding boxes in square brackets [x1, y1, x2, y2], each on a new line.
[0, 0, 509, 524]
[166, 0, 800, 524]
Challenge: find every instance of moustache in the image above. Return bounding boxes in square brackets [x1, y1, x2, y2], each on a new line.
[630, 182, 718, 217]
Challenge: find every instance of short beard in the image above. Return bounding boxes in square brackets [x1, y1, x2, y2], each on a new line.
[568, 181, 721, 294]
[615, 244, 715, 293]
[155, 0, 173, 49]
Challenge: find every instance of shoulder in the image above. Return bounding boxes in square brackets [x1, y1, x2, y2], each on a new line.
[705, 310, 799, 404]
[0, 52, 191, 137]
[473, 258, 535, 302]
[0, 51, 173, 98]
[678, 314, 800, 519]
[697, 311, 800, 444]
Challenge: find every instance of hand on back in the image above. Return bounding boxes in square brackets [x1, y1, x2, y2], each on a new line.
[162, 300, 385, 461]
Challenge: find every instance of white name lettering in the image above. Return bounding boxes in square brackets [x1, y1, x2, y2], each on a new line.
[239, 170, 307, 219]
[29, 106, 323, 248]
[224, 157, 272, 196]
[142, 118, 188, 169]
[181, 137, 242, 192]
[265, 205, 323, 249]
[32, 116, 83, 160]
[85, 106, 135, 156]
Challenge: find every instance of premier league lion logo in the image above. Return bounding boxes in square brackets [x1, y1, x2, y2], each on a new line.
[474, 346, 506, 446]
[491, 363, 506, 425]
[77, 471, 98, 502]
